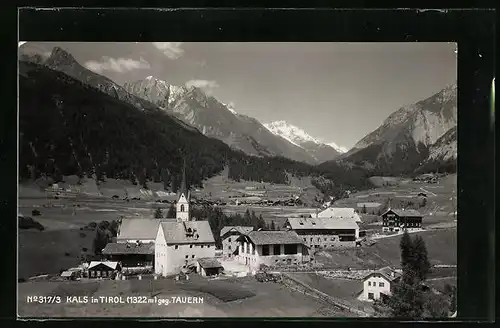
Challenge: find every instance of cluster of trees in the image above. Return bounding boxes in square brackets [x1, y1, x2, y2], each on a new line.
[91, 219, 120, 255]
[373, 231, 456, 318]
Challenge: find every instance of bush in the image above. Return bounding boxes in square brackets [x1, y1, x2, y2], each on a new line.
[88, 222, 97, 228]
[64, 252, 71, 257]
[82, 247, 88, 252]
[32, 209, 41, 216]
[79, 232, 86, 238]
[18, 278, 27, 283]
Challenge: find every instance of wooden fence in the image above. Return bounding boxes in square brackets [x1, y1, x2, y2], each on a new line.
[280, 272, 370, 317]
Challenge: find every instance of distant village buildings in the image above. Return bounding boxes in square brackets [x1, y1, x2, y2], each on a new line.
[284, 216, 360, 250]
[381, 209, 423, 232]
[235, 231, 310, 271]
[220, 226, 254, 258]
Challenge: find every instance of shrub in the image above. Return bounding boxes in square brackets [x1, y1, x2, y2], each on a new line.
[82, 247, 88, 252]
[18, 278, 27, 283]
[32, 209, 41, 216]
[79, 232, 86, 238]
[88, 222, 97, 228]
[64, 252, 71, 257]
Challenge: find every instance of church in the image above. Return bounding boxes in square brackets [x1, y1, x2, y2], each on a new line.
[154, 168, 217, 276]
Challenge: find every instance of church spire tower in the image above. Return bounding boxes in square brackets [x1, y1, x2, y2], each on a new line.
[176, 159, 191, 222]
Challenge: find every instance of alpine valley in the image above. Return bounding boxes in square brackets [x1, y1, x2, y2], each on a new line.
[18, 45, 457, 199]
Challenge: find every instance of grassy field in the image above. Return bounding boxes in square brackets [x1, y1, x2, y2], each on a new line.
[18, 276, 350, 317]
[18, 229, 95, 279]
[315, 228, 457, 269]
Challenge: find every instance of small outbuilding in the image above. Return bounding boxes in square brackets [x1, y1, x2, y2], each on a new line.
[196, 258, 224, 277]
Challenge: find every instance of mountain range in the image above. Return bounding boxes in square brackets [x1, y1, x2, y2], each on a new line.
[18, 44, 457, 191]
[123, 76, 346, 164]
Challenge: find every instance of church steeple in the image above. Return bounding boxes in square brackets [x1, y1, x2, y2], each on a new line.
[176, 158, 191, 222]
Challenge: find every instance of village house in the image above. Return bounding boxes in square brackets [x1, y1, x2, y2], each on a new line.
[102, 242, 155, 268]
[381, 209, 423, 232]
[235, 231, 310, 271]
[316, 207, 362, 222]
[359, 266, 402, 301]
[154, 169, 218, 276]
[220, 226, 254, 258]
[87, 261, 121, 279]
[285, 216, 360, 250]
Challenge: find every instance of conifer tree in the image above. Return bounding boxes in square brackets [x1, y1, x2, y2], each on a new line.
[166, 203, 176, 218]
[412, 235, 431, 281]
[154, 208, 163, 219]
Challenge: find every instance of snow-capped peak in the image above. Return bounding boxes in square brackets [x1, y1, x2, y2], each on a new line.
[264, 120, 322, 145]
[326, 142, 348, 154]
[264, 120, 348, 154]
[221, 102, 238, 115]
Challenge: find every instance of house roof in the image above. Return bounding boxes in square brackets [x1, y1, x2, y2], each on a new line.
[286, 217, 359, 230]
[238, 231, 304, 245]
[60, 271, 74, 277]
[102, 242, 155, 255]
[383, 208, 423, 218]
[317, 207, 362, 222]
[88, 261, 120, 270]
[364, 266, 402, 282]
[159, 220, 215, 244]
[117, 218, 175, 241]
[220, 226, 254, 237]
[197, 258, 223, 269]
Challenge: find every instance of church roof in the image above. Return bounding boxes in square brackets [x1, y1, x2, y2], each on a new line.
[117, 218, 175, 241]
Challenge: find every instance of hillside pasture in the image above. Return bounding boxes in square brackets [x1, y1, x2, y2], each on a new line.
[18, 229, 94, 279]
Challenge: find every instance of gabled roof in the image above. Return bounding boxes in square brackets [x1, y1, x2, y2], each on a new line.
[117, 218, 175, 241]
[363, 266, 402, 282]
[382, 208, 423, 218]
[220, 226, 254, 237]
[318, 207, 361, 221]
[197, 258, 223, 269]
[286, 217, 359, 230]
[238, 231, 304, 245]
[159, 220, 215, 244]
[102, 242, 155, 255]
[88, 261, 120, 270]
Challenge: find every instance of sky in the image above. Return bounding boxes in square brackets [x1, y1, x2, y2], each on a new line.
[19, 42, 457, 150]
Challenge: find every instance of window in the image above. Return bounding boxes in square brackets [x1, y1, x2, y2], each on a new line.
[201, 245, 204, 248]
[379, 282, 384, 287]
[331, 237, 335, 241]
[303, 238, 306, 242]
[228, 245, 231, 250]
[228, 238, 231, 242]
[368, 293, 374, 300]
[185, 255, 188, 259]
[324, 238, 327, 241]
[262, 245, 270, 256]
[192, 255, 195, 258]
[317, 238, 321, 242]
[180, 205, 185, 212]
[252, 247, 255, 255]
[368, 281, 371, 286]
[175, 245, 179, 250]
[310, 238, 313, 242]
[190, 245, 193, 248]
[274, 244, 281, 255]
